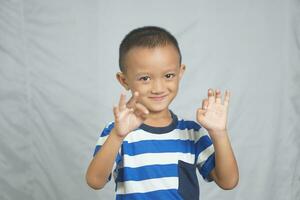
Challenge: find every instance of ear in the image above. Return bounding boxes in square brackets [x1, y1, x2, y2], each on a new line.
[116, 72, 130, 90]
[179, 64, 186, 80]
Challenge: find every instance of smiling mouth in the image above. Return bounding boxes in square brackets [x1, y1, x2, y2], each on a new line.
[148, 94, 168, 101]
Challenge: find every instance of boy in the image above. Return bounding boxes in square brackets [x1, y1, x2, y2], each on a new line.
[86, 26, 239, 200]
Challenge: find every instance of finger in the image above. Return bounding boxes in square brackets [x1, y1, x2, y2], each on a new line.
[197, 108, 206, 115]
[215, 89, 222, 104]
[224, 90, 231, 106]
[208, 88, 215, 105]
[113, 106, 119, 121]
[202, 99, 209, 110]
[197, 108, 206, 122]
[118, 93, 127, 111]
[127, 91, 139, 108]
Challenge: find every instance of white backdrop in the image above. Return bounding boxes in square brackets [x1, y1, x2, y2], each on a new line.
[0, 0, 299, 200]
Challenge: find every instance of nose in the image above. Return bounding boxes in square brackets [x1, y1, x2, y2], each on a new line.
[151, 79, 165, 94]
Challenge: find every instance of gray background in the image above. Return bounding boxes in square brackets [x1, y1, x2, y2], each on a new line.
[0, 0, 299, 199]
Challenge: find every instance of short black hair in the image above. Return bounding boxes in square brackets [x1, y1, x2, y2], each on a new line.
[119, 26, 182, 72]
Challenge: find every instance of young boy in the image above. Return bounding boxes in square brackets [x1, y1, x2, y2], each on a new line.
[86, 26, 239, 200]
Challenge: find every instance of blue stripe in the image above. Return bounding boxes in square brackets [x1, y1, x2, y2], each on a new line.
[123, 140, 195, 156]
[93, 145, 122, 164]
[93, 145, 101, 157]
[116, 164, 178, 182]
[198, 153, 215, 180]
[93, 122, 115, 157]
[177, 119, 201, 131]
[195, 135, 213, 157]
[116, 189, 183, 200]
[101, 122, 115, 137]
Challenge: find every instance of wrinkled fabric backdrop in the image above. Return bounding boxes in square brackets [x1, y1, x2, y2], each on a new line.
[0, 0, 299, 200]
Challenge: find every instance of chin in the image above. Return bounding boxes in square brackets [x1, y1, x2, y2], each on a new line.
[144, 101, 172, 113]
[147, 106, 169, 113]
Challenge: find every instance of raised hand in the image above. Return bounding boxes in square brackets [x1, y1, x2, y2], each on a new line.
[113, 92, 149, 138]
[197, 89, 230, 134]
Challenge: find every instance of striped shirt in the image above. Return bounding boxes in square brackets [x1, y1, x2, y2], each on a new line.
[93, 111, 215, 200]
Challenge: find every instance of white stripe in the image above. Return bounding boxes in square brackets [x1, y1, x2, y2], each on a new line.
[124, 128, 198, 143]
[96, 121, 114, 146]
[98, 120, 208, 145]
[112, 162, 118, 179]
[96, 127, 206, 146]
[97, 132, 209, 147]
[96, 135, 108, 146]
[197, 145, 214, 167]
[123, 152, 195, 168]
[116, 177, 178, 194]
[195, 127, 210, 142]
[177, 117, 207, 142]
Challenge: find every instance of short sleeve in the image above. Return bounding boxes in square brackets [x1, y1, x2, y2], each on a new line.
[195, 127, 215, 182]
[93, 122, 122, 182]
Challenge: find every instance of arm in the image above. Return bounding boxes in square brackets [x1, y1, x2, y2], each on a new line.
[86, 92, 149, 190]
[85, 128, 124, 189]
[197, 89, 239, 190]
[209, 130, 239, 190]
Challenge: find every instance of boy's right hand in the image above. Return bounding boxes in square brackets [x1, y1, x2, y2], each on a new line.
[113, 92, 149, 138]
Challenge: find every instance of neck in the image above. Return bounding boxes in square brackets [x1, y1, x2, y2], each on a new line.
[143, 109, 172, 127]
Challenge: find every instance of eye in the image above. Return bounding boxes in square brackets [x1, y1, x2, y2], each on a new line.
[139, 76, 150, 82]
[165, 73, 176, 79]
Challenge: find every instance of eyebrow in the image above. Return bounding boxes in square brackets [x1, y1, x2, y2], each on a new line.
[135, 72, 149, 76]
[134, 66, 178, 76]
[135, 70, 177, 77]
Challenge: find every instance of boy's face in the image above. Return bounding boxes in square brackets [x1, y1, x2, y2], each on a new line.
[117, 44, 185, 113]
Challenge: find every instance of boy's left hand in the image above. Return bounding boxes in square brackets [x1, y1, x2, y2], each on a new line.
[197, 89, 230, 135]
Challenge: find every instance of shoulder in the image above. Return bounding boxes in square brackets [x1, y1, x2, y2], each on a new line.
[175, 115, 209, 141]
[93, 121, 115, 156]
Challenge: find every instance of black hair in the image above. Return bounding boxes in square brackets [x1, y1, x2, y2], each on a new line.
[119, 26, 182, 72]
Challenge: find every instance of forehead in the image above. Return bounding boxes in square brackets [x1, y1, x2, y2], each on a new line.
[124, 45, 180, 74]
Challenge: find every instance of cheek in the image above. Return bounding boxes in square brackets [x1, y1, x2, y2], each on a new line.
[130, 83, 150, 95]
[168, 80, 179, 91]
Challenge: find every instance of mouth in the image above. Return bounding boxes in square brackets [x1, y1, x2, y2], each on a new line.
[148, 94, 168, 101]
